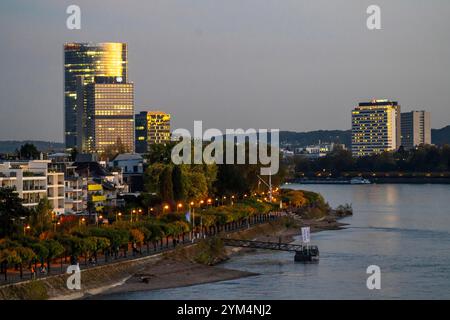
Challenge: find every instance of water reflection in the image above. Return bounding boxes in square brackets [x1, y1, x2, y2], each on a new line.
[106, 184, 450, 300]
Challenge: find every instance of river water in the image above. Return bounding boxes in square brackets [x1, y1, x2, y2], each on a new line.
[108, 184, 450, 300]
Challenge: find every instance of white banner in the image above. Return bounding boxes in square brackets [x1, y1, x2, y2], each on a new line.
[301, 227, 310, 243]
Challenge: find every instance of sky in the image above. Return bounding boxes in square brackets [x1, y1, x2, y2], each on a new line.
[0, 0, 450, 142]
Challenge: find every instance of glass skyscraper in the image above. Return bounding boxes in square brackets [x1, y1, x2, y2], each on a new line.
[64, 43, 128, 150]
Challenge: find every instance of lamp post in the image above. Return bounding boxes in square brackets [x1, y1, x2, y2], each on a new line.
[163, 205, 169, 214]
[131, 209, 136, 223]
[177, 203, 183, 212]
[116, 212, 122, 221]
[190, 201, 195, 228]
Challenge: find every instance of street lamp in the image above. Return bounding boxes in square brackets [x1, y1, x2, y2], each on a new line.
[189, 202, 195, 228]
[163, 205, 169, 214]
[177, 203, 183, 212]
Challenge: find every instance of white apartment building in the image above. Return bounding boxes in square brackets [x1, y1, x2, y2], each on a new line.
[0, 160, 65, 214]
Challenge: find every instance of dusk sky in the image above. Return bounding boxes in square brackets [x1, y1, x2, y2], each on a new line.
[1, 0, 450, 142]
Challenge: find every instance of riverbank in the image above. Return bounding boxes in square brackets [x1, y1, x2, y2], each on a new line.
[0, 203, 349, 300]
[87, 213, 348, 299]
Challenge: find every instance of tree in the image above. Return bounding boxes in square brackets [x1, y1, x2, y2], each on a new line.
[0, 187, 30, 237]
[44, 239, 64, 274]
[172, 165, 186, 201]
[29, 198, 53, 236]
[146, 143, 175, 164]
[160, 166, 174, 203]
[101, 137, 129, 161]
[17, 143, 40, 160]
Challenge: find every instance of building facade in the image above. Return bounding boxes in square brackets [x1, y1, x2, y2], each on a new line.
[64, 42, 128, 150]
[401, 111, 431, 150]
[0, 160, 65, 214]
[135, 111, 171, 153]
[110, 153, 144, 192]
[76, 76, 135, 154]
[351, 100, 401, 157]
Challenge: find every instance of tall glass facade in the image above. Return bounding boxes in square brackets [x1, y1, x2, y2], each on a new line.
[64, 43, 128, 150]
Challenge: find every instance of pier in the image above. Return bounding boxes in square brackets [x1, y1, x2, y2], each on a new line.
[222, 238, 304, 252]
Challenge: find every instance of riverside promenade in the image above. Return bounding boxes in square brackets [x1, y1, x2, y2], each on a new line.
[0, 212, 283, 286]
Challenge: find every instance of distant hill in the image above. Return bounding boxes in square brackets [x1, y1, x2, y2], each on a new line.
[280, 130, 351, 148]
[280, 126, 450, 148]
[1, 126, 448, 153]
[431, 126, 450, 146]
[0, 141, 65, 153]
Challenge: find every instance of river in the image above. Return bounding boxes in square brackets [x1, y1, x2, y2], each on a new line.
[107, 184, 450, 300]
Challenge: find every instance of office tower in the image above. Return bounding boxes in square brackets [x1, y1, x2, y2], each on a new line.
[135, 111, 171, 153]
[351, 99, 401, 157]
[64, 42, 128, 150]
[77, 76, 134, 154]
[401, 111, 431, 150]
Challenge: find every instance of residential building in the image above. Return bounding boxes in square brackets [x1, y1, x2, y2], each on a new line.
[0, 160, 65, 214]
[76, 76, 134, 154]
[351, 99, 401, 157]
[401, 111, 431, 150]
[48, 153, 86, 214]
[135, 111, 171, 153]
[74, 156, 128, 211]
[64, 42, 128, 150]
[110, 153, 144, 192]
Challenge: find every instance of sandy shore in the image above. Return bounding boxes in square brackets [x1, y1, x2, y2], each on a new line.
[87, 258, 255, 299]
[84, 215, 348, 299]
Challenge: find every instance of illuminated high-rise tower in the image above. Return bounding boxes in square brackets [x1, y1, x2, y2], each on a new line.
[64, 43, 128, 150]
[77, 76, 134, 154]
[351, 100, 401, 157]
[135, 111, 171, 153]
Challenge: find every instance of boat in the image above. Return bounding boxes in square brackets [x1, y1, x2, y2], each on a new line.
[294, 245, 319, 263]
[350, 177, 371, 184]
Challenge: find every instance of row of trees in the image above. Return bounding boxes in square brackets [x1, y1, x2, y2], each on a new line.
[144, 142, 286, 206]
[292, 145, 450, 176]
[0, 194, 276, 279]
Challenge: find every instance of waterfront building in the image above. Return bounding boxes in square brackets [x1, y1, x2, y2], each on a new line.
[351, 99, 401, 157]
[64, 42, 128, 150]
[0, 160, 65, 214]
[76, 76, 134, 154]
[48, 153, 86, 214]
[401, 111, 431, 150]
[135, 111, 171, 153]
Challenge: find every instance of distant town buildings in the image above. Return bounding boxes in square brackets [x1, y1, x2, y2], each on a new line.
[64, 43, 128, 151]
[351, 100, 401, 157]
[135, 111, 171, 153]
[295, 143, 346, 159]
[76, 76, 135, 154]
[401, 111, 431, 150]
